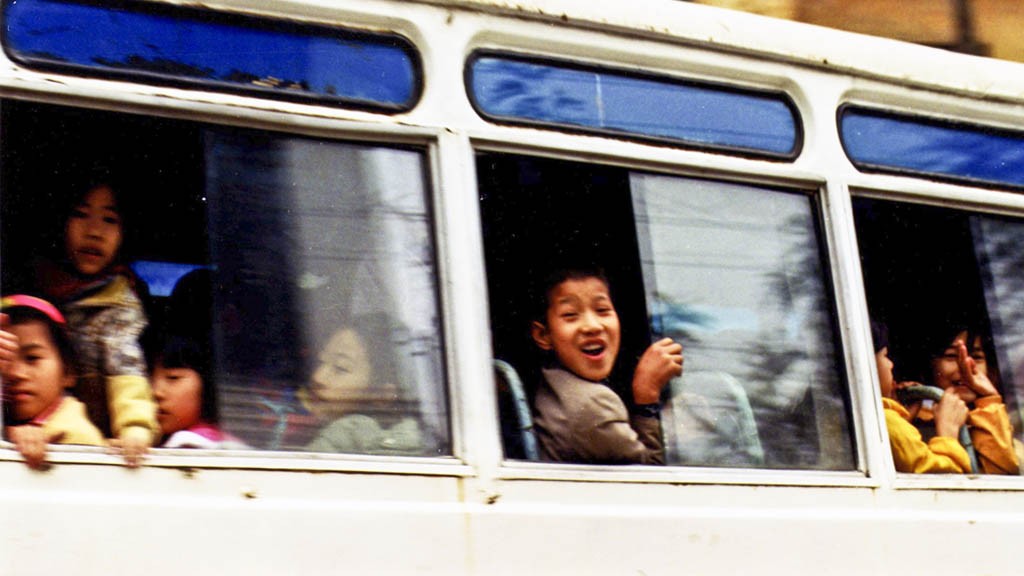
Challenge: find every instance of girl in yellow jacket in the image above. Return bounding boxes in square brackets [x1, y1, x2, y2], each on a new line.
[872, 320, 971, 473]
[32, 177, 157, 467]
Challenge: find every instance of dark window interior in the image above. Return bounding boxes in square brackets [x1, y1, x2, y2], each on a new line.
[1, 100, 208, 334]
[853, 197, 990, 381]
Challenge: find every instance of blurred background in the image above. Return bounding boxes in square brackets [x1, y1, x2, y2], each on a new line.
[691, 0, 1024, 62]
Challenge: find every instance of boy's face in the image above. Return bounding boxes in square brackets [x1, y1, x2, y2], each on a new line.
[875, 347, 894, 399]
[152, 364, 203, 435]
[931, 331, 987, 390]
[65, 185, 123, 276]
[532, 276, 621, 382]
[2, 320, 72, 423]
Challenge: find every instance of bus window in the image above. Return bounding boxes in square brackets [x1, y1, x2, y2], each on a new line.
[3, 0, 421, 112]
[467, 52, 801, 159]
[1, 100, 450, 457]
[840, 106, 1024, 190]
[854, 197, 1024, 474]
[479, 153, 854, 470]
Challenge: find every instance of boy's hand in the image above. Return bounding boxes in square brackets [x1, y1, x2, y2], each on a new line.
[0, 314, 19, 374]
[632, 337, 684, 405]
[933, 390, 968, 439]
[109, 426, 152, 468]
[6, 425, 64, 470]
[956, 339, 998, 400]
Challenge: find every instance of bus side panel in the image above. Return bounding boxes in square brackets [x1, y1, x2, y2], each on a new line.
[0, 463, 471, 576]
[469, 481, 1024, 576]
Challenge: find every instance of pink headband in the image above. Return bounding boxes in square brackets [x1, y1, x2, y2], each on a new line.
[1, 295, 66, 325]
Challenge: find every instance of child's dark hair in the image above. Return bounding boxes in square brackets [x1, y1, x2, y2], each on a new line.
[531, 266, 611, 324]
[870, 319, 889, 354]
[151, 334, 218, 423]
[3, 304, 78, 376]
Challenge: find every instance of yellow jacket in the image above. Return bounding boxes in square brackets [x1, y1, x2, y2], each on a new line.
[883, 397, 969, 473]
[968, 395, 1020, 475]
[41, 395, 106, 447]
[61, 274, 158, 439]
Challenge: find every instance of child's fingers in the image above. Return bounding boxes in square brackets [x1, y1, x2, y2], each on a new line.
[654, 337, 682, 350]
[115, 427, 152, 468]
[22, 443, 47, 470]
[0, 326, 19, 369]
[122, 445, 144, 468]
[956, 341, 976, 383]
[10, 426, 50, 470]
[107, 439, 146, 467]
[905, 402, 921, 420]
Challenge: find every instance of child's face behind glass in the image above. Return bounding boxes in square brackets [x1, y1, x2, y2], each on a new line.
[931, 331, 988, 390]
[65, 185, 123, 276]
[532, 276, 621, 382]
[310, 328, 373, 405]
[2, 320, 72, 423]
[152, 364, 203, 435]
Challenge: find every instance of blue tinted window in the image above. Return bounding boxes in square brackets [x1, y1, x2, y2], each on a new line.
[3, 0, 420, 111]
[840, 107, 1024, 188]
[468, 54, 800, 158]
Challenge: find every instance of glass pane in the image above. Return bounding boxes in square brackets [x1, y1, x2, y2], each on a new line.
[469, 55, 799, 157]
[974, 216, 1024, 460]
[206, 131, 449, 455]
[478, 152, 851, 469]
[840, 107, 1024, 188]
[631, 175, 853, 469]
[0, 100, 449, 456]
[3, 0, 420, 111]
[854, 198, 1022, 475]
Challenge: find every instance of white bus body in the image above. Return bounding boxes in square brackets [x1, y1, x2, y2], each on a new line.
[3, 1, 1024, 574]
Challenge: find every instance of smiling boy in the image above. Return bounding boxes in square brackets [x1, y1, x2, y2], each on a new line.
[530, 269, 683, 464]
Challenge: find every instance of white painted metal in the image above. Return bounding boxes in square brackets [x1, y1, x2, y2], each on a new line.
[3, 1, 1024, 575]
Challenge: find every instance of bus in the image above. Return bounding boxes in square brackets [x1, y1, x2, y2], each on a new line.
[3, 0, 1024, 574]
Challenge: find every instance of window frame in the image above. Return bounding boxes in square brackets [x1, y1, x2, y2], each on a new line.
[0, 95, 468, 474]
[470, 138, 878, 486]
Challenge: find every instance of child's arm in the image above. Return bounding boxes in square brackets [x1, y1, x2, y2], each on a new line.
[952, 340, 1019, 474]
[108, 426, 153, 468]
[632, 337, 683, 405]
[5, 425, 65, 470]
[967, 398, 1020, 474]
[885, 394, 969, 473]
[97, 304, 158, 466]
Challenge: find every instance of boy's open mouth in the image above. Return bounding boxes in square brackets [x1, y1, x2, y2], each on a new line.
[581, 343, 606, 358]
